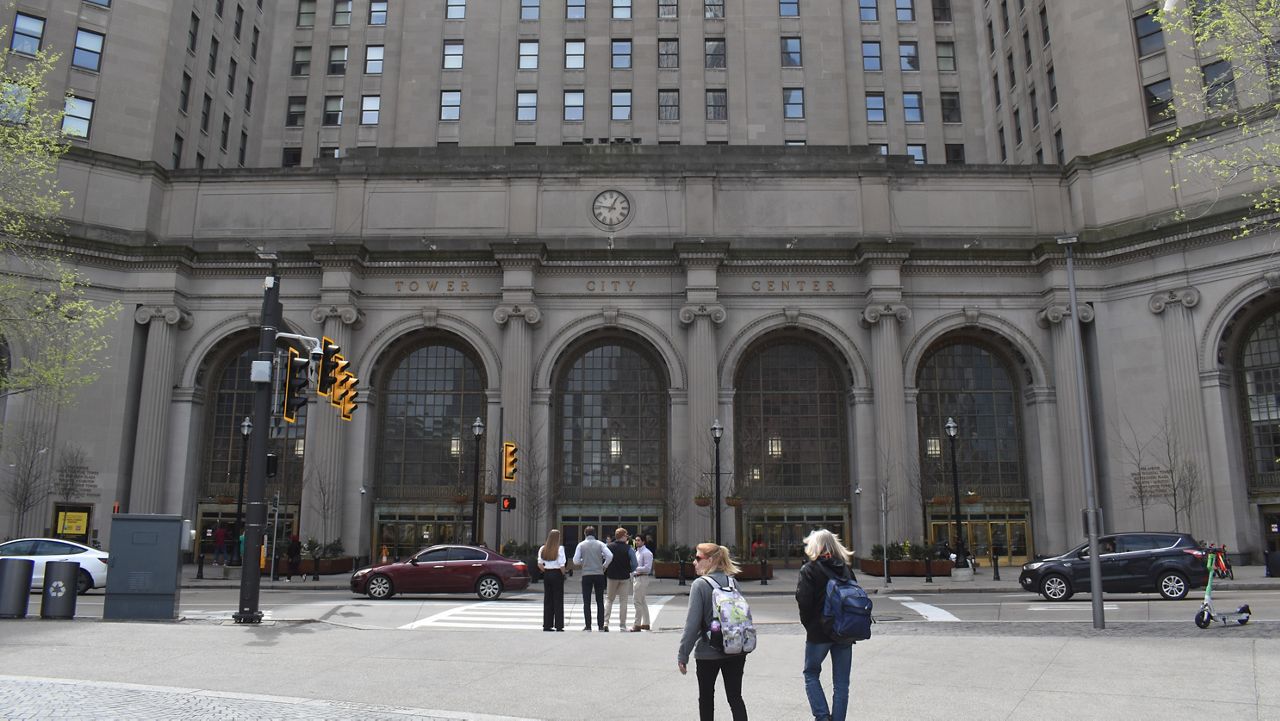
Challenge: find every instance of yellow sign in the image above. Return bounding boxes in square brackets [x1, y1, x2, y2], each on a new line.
[58, 512, 88, 535]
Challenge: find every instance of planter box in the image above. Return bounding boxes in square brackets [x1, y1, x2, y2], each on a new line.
[857, 558, 950, 577]
[299, 557, 358, 576]
[651, 560, 774, 581]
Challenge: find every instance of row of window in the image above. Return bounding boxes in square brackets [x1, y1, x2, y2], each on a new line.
[187, 10, 261, 63]
[10, 13, 105, 73]
[173, 125, 249, 169]
[297, 0, 387, 27]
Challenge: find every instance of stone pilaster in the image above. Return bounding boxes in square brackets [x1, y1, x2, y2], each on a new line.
[1037, 301, 1095, 540]
[309, 303, 364, 547]
[1149, 287, 1217, 539]
[130, 305, 192, 513]
[862, 302, 912, 536]
[493, 302, 541, 544]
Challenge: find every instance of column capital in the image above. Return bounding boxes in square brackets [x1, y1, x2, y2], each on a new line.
[1037, 302, 1094, 328]
[1148, 286, 1201, 314]
[311, 304, 365, 328]
[133, 305, 192, 329]
[493, 303, 542, 326]
[679, 303, 727, 325]
[861, 303, 911, 326]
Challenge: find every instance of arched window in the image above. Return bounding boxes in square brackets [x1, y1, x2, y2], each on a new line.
[916, 341, 1024, 499]
[554, 338, 667, 500]
[200, 342, 306, 499]
[734, 338, 849, 500]
[376, 340, 486, 498]
[1238, 312, 1280, 493]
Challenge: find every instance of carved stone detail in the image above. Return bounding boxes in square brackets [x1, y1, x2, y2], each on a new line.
[861, 303, 911, 325]
[311, 304, 365, 327]
[421, 308, 439, 328]
[1265, 270, 1280, 288]
[1036, 303, 1095, 327]
[133, 305, 193, 329]
[493, 303, 543, 326]
[678, 303, 727, 325]
[1148, 287, 1201, 314]
[783, 307, 801, 326]
[963, 306, 981, 326]
[602, 306, 620, 326]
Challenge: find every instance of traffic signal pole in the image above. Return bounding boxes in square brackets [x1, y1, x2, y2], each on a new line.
[234, 271, 281, 624]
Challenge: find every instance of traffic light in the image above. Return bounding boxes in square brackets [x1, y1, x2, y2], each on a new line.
[282, 347, 311, 423]
[316, 337, 339, 398]
[327, 353, 351, 404]
[500, 495, 517, 512]
[502, 441, 518, 482]
[336, 372, 359, 421]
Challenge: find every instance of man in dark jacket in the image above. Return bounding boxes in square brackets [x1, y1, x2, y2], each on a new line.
[795, 529, 856, 721]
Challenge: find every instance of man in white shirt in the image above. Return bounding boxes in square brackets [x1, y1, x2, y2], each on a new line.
[630, 533, 655, 631]
[572, 526, 613, 631]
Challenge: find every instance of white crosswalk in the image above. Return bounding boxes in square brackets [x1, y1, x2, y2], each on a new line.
[400, 595, 673, 631]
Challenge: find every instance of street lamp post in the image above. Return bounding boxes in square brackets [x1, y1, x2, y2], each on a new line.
[471, 417, 485, 546]
[711, 419, 723, 546]
[944, 417, 967, 568]
[232, 415, 252, 566]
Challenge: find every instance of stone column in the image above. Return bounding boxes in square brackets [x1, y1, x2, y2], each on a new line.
[493, 302, 541, 545]
[130, 305, 192, 513]
[1037, 302, 1095, 540]
[309, 303, 363, 550]
[1025, 385, 1066, 551]
[862, 302, 913, 537]
[851, 389, 877, 554]
[1149, 287, 1218, 539]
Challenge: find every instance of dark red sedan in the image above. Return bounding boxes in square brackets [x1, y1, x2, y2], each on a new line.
[350, 545, 530, 600]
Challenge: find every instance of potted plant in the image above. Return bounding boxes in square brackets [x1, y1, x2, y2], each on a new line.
[725, 495, 743, 508]
[693, 495, 712, 507]
[481, 484, 499, 505]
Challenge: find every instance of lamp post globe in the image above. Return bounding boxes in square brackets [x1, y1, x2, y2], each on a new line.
[471, 417, 484, 546]
[232, 415, 253, 565]
[943, 416, 966, 568]
[711, 419, 723, 545]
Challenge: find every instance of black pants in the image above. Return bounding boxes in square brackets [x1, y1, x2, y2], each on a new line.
[543, 569, 565, 630]
[696, 656, 747, 721]
[581, 574, 606, 628]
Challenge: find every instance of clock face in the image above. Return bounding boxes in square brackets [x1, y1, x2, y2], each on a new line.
[592, 190, 631, 227]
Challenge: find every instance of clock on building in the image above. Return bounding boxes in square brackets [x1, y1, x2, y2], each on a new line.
[591, 189, 631, 228]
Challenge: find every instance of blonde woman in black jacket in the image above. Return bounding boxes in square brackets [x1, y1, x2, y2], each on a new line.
[795, 529, 855, 721]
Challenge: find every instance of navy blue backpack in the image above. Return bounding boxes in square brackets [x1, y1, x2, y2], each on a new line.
[817, 563, 873, 643]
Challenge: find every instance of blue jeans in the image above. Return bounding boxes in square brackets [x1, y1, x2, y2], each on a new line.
[803, 641, 851, 721]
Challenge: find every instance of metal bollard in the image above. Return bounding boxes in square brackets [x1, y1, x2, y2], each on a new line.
[924, 556, 933, 583]
[991, 551, 1000, 581]
[196, 550, 205, 580]
[759, 558, 768, 585]
[678, 558, 687, 586]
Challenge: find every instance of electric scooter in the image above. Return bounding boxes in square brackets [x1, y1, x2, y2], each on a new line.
[1194, 546, 1250, 629]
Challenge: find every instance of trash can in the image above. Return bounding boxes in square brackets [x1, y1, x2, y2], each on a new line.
[40, 561, 79, 619]
[0, 558, 34, 619]
[1267, 550, 1280, 579]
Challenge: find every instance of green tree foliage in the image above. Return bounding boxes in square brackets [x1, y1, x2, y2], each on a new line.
[0, 28, 116, 405]
[1157, 0, 1280, 235]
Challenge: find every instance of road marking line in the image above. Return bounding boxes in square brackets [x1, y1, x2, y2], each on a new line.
[1028, 604, 1119, 611]
[898, 601, 961, 622]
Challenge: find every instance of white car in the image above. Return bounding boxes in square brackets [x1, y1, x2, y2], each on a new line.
[0, 538, 109, 595]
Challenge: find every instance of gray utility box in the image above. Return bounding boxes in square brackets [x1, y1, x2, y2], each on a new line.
[103, 514, 183, 620]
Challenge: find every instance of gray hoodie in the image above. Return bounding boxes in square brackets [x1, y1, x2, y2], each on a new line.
[676, 571, 733, 664]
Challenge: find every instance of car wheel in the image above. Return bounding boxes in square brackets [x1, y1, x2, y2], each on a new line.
[475, 575, 502, 600]
[366, 574, 394, 600]
[1157, 571, 1188, 600]
[1039, 574, 1073, 601]
[1194, 609, 1212, 629]
[76, 570, 93, 595]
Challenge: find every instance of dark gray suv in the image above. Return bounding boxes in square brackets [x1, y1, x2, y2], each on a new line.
[1019, 532, 1209, 601]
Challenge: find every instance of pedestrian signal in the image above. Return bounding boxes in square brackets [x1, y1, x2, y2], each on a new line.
[502, 442, 518, 481]
[500, 495, 517, 512]
[282, 347, 311, 423]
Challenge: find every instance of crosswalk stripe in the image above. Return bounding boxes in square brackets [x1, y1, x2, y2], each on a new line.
[400, 595, 673, 631]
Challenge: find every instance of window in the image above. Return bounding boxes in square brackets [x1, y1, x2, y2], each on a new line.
[172, 134, 184, 168]
[187, 13, 199, 53]
[440, 90, 461, 120]
[238, 130, 247, 166]
[1013, 107, 1022, 144]
[780, 37, 802, 67]
[861, 42, 882, 71]
[1202, 60, 1236, 109]
[333, 0, 351, 25]
[209, 37, 220, 75]
[519, 41, 538, 69]
[244, 77, 253, 112]
[286, 96, 306, 126]
[937, 42, 955, 71]
[292, 47, 311, 76]
[215, 0, 224, 16]
[251, 27, 259, 60]
[1, 83, 28, 124]
[940, 91, 961, 122]
[60, 98, 93, 137]
[659, 39, 679, 68]
[612, 39, 632, 69]
[659, 0, 678, 17]
[1139, 78, 1172, 127]
[228, 58, 238, 93]
[297, 0, 315, 26]
[84, 0, 111, 6]
[896, 0, 914, 21]
[443, 40, 463, 69]
[870, 143, 888, 155]
[521, 0, 539, 20]
[366, 45, 384, 74]
[361, 95, 380, 124]
[370, 1, 388, 25]
[783, 87, 804, 119]
[1047, 65, 1057, 106]
[780, 0, 799, 16]
[705, 39, 726, 69]
[785, 139, 806, 145]
[613, 0, 631, 19]
[993, 73, 1002, 107]
[563, 90, 584, 120]
[944, 143, 965, 164]
[73, 29, 105, 71]
[565, 40, 585, 69]
[903, 92, 922, 122]
[567, 0, 585, 19]
[865, 92, 885, 122]
[859, 0, 878, 21]
[1034, 146, 1043, 163]
[1054, 128, 1064, 164]
[196, 152, 206, 169]
[612, 90, 632, 120]
[705, 89, 727, 120]
[1006, 54, 1016, 87]
[328, 46, 347, 75]
[517, 91, 537, 121]
[1029, 87, 1039, 125]
[323, 95, 343, 125]
[706, 0, 725, 18]
[1023, 30, 1032, 67]
[219, 112, 230, 149]
[932, 0, 951, 21]
[1000, 0, 1009, 32]
[899, 42, 918, 70]
[906, 143, 925, 164]
[1039, 5, 1049, 44]
[446, 0, 465, 19]
[234, 5, 244, 38]
[986, 21, 995, 54]
[201, 93, 212, 131]
[282, 148, 302, 167]
[659, 89, 679, 120]
[179, 72, 192, 113]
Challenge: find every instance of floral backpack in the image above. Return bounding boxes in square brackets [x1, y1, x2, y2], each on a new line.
[701, 575, 758, 655]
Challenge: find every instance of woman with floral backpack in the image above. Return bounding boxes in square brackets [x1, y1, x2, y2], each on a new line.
[676, 542, 748, 720]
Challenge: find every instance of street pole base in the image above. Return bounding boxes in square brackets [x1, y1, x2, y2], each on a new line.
[232, 611, 263, 624]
